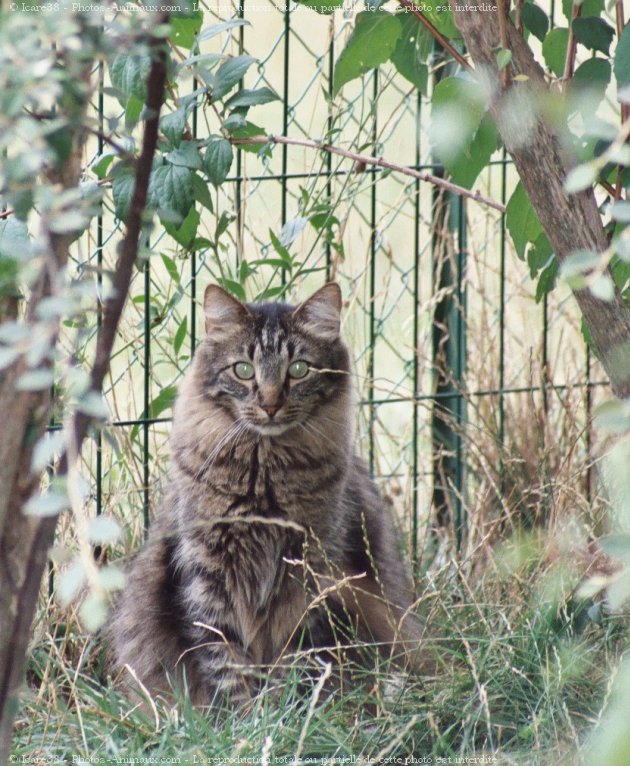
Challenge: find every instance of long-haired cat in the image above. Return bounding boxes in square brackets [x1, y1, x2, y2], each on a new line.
[108, 282, 423, 704]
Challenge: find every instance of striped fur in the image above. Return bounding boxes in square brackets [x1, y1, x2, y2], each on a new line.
[107, 283, 422, 705]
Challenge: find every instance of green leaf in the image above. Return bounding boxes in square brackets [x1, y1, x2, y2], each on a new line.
[615, 22, 630, 89]
[564, 163, 597, 193]
[87, 515, 122, 545]
[542, 27, 569, 78]
[572, 17, 614, 56]
[333, 12, 403, 95]
[57, 560, 86, 606]
[160, 109, 187, 147]
[163, 206, 200, 249]
[562, 0, 604, 20]
[293, 0, 344, 13]
[269, 229, 293, 268]
[226, 121, 266, 153]
[204, 139, 233, 187]
[24, 489, 69, 517]
[111, 165, 136, 222]
[445, 111, 498, 189]
[496, 49, 512, 71]
[506, 181, 544, 259]
[569, 57, 611, 104]
[430, 76, 488, 184]
[0, 218, 30, 260]
[166, 141, 202, 170]
[148, 163, 195, 221]
[124, 95, 144, 131]
[535, 257, 559, 303]
[218, 278, 246, 301]
[161, 253, 180, 284]
[212, 55, 256, 101]
[422, 6, 459, 39]
[280, 217, 308, 247]
[526, 233, 553, 278]
[91, 153, 116, 180]
[170, 10, 203, 49]
[109, 52, 151, 106]
[131, 385, 178, 441]
[224, 87, 279, 110]
[192, 172, 214, 212]
[609, 201, 630, 223]
[174, 315, 188, 355]
[16, 369, 54, 391]
[198, 19, 249, 42]
[521, 2, 549, 42]
[390, 16, 431, 95]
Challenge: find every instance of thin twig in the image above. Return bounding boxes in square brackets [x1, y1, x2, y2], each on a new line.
[397, 0, 472, 73]
[496, 0, 511, 87]
[230, 134, 506, 213]
[562, 2, 581, 84]
[0, 209, 13, 220]
[65, 23, 169, 464]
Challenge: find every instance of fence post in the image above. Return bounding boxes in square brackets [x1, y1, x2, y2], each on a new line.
[431, 46, 468, 551]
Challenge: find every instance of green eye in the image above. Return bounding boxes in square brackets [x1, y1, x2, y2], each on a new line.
[234, 362, 255, 380]
[288, 360, 309, 379]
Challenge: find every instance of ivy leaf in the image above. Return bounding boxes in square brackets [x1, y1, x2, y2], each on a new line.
[506, 181, 544, 259]
[614, 23, 630, 89]
[542, 28, 569, 78]
[521, 2, 549, 42]
[148, 163, 195, 221]
[390, 16, 431, 95]
[109, 52, 151, 106]
[212, 55, 256, 101]
[204, 138, 233, 187]
[224, 87, 279, 110]
[333, 12, 403, 95]
[572, 17, 615, 56]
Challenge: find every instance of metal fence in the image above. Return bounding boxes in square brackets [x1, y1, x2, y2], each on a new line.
[54, 1, 604, 589]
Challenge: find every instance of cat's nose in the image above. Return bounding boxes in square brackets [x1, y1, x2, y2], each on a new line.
[260, 401, 282, 418]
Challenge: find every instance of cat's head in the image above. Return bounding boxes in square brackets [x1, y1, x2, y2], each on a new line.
[195, 283, 351, 436]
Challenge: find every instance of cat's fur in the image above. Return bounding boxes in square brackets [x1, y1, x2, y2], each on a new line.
[108, 283, 422, 704]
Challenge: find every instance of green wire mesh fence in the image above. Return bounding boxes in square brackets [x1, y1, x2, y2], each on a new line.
[52, 1, 605, 593]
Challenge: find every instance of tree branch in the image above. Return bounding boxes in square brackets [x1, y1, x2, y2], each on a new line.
[396, 0, 472, 73]
[67, 35, 169, 461]
[230, 134, 506, 213]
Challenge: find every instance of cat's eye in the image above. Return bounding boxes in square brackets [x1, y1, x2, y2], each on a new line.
[288, 360, 309, 379]
[234, 361, 255, 380]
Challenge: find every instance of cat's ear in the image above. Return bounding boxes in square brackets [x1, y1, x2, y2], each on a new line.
[294, 282, 342, 340]
[204, 285, 250, 336]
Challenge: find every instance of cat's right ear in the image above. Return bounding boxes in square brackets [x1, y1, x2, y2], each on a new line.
[204, 285, 251, 337]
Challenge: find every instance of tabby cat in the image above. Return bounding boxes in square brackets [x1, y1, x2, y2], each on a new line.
[108, 282, 422, 704]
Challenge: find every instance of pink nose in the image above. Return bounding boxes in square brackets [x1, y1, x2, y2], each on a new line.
[260, 400, 282, 417]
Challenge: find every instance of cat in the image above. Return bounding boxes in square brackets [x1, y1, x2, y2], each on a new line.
[107, 282, 423, 705]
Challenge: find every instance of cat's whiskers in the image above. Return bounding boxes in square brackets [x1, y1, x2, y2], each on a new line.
[193, 419, 249, 481]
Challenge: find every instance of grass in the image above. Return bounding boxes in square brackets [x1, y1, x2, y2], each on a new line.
[13, 534, 628, 765]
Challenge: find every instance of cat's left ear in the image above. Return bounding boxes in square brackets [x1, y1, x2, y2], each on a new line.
[293, 282, 342, 341]
[204, 284, 251, 337]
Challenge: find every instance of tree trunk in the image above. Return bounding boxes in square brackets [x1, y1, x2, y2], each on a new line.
[453, 8, 630, 399]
